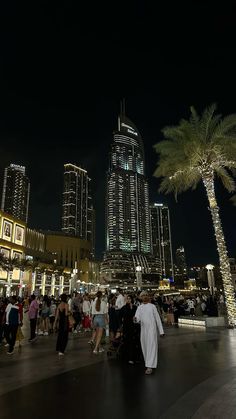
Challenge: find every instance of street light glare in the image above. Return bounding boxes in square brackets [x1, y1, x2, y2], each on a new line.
[206, 264, 214, 270]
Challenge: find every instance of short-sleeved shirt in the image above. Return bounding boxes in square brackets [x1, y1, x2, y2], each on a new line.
[91, 298, 108, 315]
[28, 300, 39, 319]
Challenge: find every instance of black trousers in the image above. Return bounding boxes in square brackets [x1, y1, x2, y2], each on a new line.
[73, 312, 81, 330]
[115, 310, 123, 329]
[56, 329, 68, 353]
[30, 318, 37, 340]
[5, 324, 18, 352]
[0, 325, 4, 343]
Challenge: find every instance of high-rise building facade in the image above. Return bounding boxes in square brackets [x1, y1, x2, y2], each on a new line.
[150, 203, 174, 279]
[176, 246, 187, 274]
[1, 164, 30, 223]
[90, 205, 96, 259]
[175, 245, 188, 285]
[106, 113, 151, 253]
[102, 110, 160, 282]
[62, 163, 92, 241]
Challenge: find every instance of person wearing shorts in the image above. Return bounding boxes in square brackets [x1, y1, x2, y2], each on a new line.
[91, 291, 108, 354]
[40, 296, 50, 336]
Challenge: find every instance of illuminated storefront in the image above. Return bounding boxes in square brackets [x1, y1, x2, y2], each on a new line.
[0, 211, 96, 296]
[0, 211, 26, 295]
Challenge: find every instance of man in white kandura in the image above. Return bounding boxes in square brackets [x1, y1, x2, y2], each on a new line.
[135, 291, 164, 375]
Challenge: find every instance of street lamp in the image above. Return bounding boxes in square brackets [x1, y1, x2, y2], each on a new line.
[206, 264, 215, 296]
[136, 265, 142, 290]
[70, 262, 78, 293]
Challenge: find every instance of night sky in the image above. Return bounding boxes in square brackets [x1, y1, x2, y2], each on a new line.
[1, 1, 236, 265]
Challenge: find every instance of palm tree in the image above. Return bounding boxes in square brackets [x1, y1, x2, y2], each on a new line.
[0, 253, 7, 270]
[2, 257, 21, 295]
[154, 104, 236, 326]
[17, 258, 37, 297]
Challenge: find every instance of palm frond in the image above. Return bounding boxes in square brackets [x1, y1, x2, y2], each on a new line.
[215, 167, 236, 192]
[230, 194, 236, 206]
[214, 114, 236, 139]
[153, 103, 236, 198]
[157, 167, 201, 198]
[200, 104, 218, 141]
[189, 106, 199, 131]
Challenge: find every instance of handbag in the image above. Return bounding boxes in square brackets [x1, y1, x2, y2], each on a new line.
[16, 326, 24, 341]
[83, 315, 91, 329]
[69, 314, 75, 328]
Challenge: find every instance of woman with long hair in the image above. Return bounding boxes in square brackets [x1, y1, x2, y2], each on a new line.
[108, 296, 119, 341]
[91, 291, 108, 354]
[40, 295, 50, 336]
[54, 294, 69, 356]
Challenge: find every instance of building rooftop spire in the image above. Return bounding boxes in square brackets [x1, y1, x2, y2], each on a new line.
[118, 98, 126, 130]
[120, 98, 126, 116]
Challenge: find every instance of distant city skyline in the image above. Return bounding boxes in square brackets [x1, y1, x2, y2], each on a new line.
[1, 111, 235, 267]
[1, 2, 236, 265]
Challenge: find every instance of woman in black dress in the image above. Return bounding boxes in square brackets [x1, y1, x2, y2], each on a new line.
[54, 294, 69, 356]
[120, 295, 141, 364]
[108, 296, 119, 340]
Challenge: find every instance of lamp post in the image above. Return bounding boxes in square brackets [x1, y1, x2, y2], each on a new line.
[70, 262, 78, 293]
[59, 275, 64, 295]
[206, 264, 215, 296]
[136, 265, 142, 290]
[6, 268, 12, 297]
[19, 269, 24, 298]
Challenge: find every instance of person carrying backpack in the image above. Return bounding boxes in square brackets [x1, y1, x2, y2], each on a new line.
[5, 296, 20, 354]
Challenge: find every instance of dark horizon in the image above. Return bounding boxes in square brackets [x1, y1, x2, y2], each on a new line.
[1, 1, 236, 266]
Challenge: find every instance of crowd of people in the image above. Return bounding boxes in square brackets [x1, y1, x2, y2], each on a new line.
[0, 289, 227, 375]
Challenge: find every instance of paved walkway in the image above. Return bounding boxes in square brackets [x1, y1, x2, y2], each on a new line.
[1, 325, 236, 418]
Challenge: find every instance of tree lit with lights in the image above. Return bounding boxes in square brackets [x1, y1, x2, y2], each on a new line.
[154, 104, 236, 326]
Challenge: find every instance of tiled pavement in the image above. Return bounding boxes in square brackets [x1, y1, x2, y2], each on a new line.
[1, 323, 236, 418]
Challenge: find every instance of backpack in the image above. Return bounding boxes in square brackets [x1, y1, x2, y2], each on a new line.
[8, 306, 19, 326]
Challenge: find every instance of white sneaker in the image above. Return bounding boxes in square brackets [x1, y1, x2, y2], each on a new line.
[4, 343, 9, 347]
[58, 352, 64, 356]
[44, 331, 48, 336]
[73, 330, 78, 334]
[38, 330, 43, 336]
[98, 348, 105, 353]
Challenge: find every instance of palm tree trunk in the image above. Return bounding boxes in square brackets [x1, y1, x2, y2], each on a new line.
[202, 173, 236, 326]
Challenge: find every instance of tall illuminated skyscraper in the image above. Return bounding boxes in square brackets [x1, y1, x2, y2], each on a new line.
[90, 205, 96, 259]
[62, 163, 92, 241]
[102, 107, 159, 281]
[106, 111, 151, 253]
[1, 164, 30, 222]
[150, 203, 174, 279]
[175, 245, 187, 285]
[176, 246, 187, 274]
